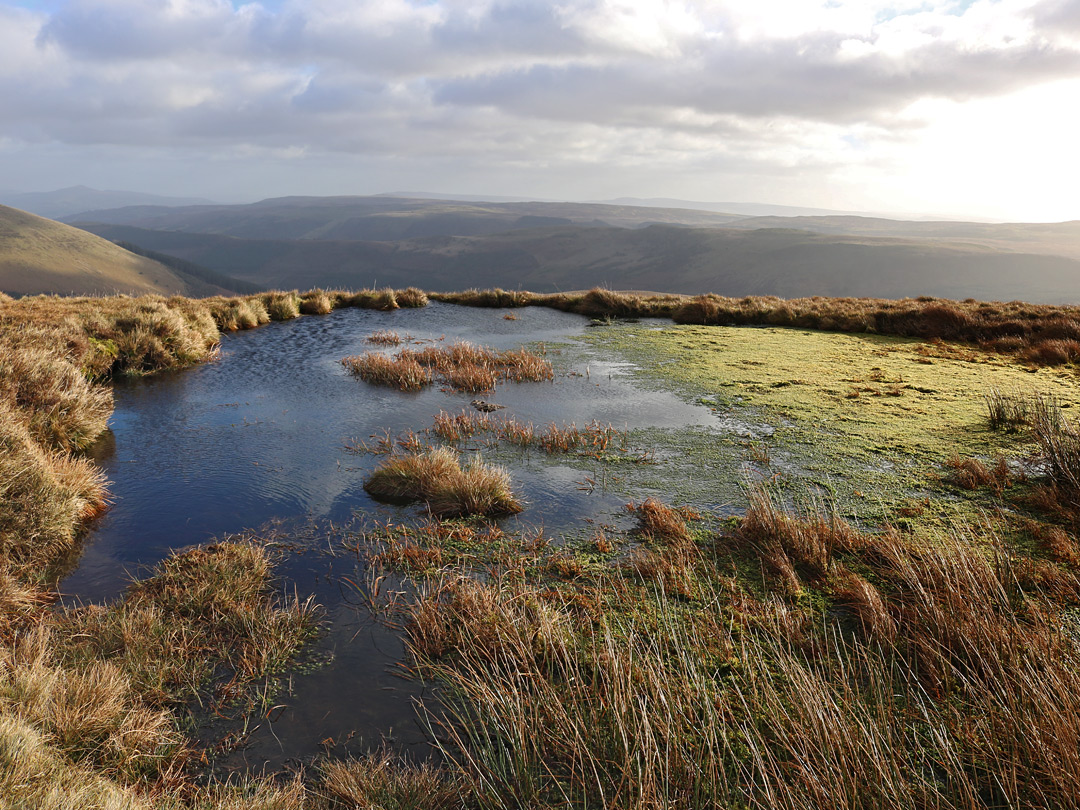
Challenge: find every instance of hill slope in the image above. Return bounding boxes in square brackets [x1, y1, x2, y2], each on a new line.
[76, 222, 1080, 304]
[0, 205, 240, 297]
[66, 195, 745, 239]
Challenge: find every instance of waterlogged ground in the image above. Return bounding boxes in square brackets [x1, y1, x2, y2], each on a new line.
[64, 302, 721, 771]
[580, 321, 1080, 530]
[64, 303, 1079, 773]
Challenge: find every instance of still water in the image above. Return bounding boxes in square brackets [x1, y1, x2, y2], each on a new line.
[65, 302, 718, 771]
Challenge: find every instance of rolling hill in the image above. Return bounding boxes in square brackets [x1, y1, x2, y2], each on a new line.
[0, 205, 248, 297]
[75, 220, 1080, 304]
[65, 194, 745, 239]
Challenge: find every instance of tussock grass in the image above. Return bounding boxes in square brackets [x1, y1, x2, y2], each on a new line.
[342, 352, 432, 392]
[1031, 394, 1080, 495]
[0, 405, 108, 580]
[366, 329, 403, 346]
[59, 541, 318, 707]
[436, 286, 1080, 366]
[322, 752, 463, 809]
[262, 290, 301, 321]
[984, 387, 1030, 431]
[626, 497, 692, 545]
[344, 340, 553, 395]
[364, 447, 522, 517]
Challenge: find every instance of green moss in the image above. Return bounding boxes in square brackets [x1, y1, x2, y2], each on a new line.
[573, 322, 1080, 531]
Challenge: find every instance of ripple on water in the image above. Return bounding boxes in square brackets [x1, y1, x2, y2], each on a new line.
[63, 302, 737, 769]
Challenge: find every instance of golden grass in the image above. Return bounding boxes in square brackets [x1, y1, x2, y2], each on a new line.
[322, 752, 463, 809]
[344, 340, 553, 395]
[364, 446, 522, 517]
[342, 352, 433, 391]
[387, 501, 1080, 810]
[435, 287, 1080, 367]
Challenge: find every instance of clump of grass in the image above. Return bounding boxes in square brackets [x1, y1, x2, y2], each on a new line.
[984, 387, 1030, 431]
[945, 453, 1011, 492]
[431, 409, 496, 442]
[345, 341, 553, 394]
[442, 363, 497, 393]
[396, 287, 429, 308]
[366, 330, 403, 346]
[60, 540, 318, 707]
[1031, 394, 1080, 495]
[364, 447, 522, 517]
[625, 497, 692, 545]
[262, 290, 301, 321]
[322, 752, 462, 809]
[0, 408, 108, 580]
[206, 296, 270, 331]
[735, 487, 860, 582]
[0, 625, 181, 784]
[299, 288, 334, 315]
[341, 353, 432, 392]
[0, 342, 113, 452]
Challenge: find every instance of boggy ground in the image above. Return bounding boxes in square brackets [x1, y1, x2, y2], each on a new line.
[3, 287, 1080, 808]
[345, 307, 1080, 809]
[574, 321, 1080, 526]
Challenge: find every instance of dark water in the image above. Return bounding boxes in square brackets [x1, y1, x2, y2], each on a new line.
[64, 302, 718, 771]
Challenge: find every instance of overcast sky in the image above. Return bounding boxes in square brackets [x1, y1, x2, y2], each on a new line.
[1, 0, 1079, 220]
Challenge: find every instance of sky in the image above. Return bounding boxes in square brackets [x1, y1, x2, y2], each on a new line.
[1, 0, 1079, 221]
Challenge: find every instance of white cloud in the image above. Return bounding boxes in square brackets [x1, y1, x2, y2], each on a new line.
[0, 0, 1078, 218]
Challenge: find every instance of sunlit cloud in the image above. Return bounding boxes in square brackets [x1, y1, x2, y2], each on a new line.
[0, 0, 1077, 219]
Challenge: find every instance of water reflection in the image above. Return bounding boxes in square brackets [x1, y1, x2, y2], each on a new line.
[62, 302, 720, 770]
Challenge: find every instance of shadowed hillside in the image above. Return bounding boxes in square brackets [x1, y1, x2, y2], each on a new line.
[67, 194, 744, 239]
[0, 205, 246, 297]
[77, 221, 1080, 304]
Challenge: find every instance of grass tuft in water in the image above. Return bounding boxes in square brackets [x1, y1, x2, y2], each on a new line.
[364, 446, 522, 517]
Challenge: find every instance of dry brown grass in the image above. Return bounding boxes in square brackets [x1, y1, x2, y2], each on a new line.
[364, 446, 522, 518]
[437, 287, 1080, 366]
[345, 340, 553, 395]
[342, 352, 433, 392]
[322, 752, 462, 810]
[625, 497, 692, 545]
[387, 502, 1080, 810]
[366, 329, 404, 346]
[299, 288, 334, 315]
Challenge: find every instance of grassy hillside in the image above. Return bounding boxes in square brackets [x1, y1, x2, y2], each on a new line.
[78, 221, 1080, 304]
[0, 205, 246, 297]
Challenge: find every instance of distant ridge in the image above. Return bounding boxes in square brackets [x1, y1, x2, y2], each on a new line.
[0, 185, 216, 220]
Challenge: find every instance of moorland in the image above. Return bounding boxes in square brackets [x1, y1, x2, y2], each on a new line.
[3, 278, 1080, 809]
[59, 194, 1080, 303]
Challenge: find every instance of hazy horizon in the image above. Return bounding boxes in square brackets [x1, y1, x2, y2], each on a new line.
[2, 0, 1078, 223]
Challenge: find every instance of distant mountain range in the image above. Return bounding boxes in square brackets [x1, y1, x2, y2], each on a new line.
[0, 186, 215, 220]
[0, 204, 252, 298]
[67, 194, 1080, 304]
[3, 188, 1076, 303]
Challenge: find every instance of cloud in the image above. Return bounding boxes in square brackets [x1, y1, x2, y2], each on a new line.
[2, 0, 1080, 218]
